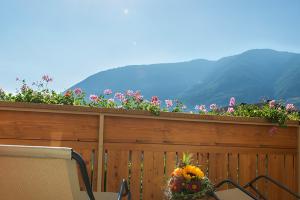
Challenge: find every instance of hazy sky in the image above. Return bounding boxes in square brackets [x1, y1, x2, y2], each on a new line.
[1, 0, 300, 92]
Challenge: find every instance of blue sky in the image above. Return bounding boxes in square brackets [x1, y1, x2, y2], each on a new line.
[1, 0, 300, 92]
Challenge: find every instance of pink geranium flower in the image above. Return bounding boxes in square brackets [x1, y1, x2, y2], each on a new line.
[286, 103, 295, 112]
[165, 99, 173, 108]
[227, 107, 234, 113]
[74, 88, 82, 95]
[114, 92, 125, 101]
[126, 90, 135, 96]
[151, 96, 160, 106]
[89, 94, 99, 102]
[195, 104, 207, 113]
[103, 89, 112, 95]
[269, 100, 275, 108]
[229, 97, 235, 107]
[42, 74, 53, 83]
[134, 91, 143, 102]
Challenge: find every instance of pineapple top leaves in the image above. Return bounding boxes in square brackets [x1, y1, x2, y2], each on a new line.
[180, 152, 193, 167]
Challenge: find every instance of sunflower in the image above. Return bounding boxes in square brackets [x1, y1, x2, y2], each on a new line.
[182, 165, 204, 180]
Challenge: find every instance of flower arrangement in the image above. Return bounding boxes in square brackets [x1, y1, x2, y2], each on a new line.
[166, 153, 213, 200]
[0, 75, 299, 126]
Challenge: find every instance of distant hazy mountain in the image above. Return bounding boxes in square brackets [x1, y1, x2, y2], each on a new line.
[70, 49, 300, 108]
[70, 59, 217, 101]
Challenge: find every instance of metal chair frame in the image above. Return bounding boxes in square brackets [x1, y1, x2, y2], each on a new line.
[207, 175, 300, 200]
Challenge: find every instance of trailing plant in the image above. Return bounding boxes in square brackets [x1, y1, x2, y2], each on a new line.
[0, 75, 299, 126]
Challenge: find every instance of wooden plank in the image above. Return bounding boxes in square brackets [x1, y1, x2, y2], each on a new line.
[165, 152, 177, 177]
[268, 154, 285, 200]
[142, 151, 165, 200]
[257, 154, 268, 198]
[0, 110, 98, 141]
[153, 152, 165, 199]
[239, 154, 257, 186]
[198, 153, 209, 176]
[106, 150, 129, 192]
[96, 114, 104, 191]
[104, 116, 297, 149]
[104, 143, 296, 154]
[208, 153, 228, 186]
[295, 154, 298, 196]
[285, 154, 297, 200]
[130, 151, 142, 200]
[77, 148, 94, 190]
[228, 153, 238, 185]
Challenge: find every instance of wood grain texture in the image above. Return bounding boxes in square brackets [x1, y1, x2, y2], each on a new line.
[268, 154, 285, 200]
[0, 110, 99, 141]
[130, 151, 142, 200]
[104, 116, 297, 149]
[228, 153, 238, 186]
[284, 154, 297, 200]
[165, 152, 177, 178]
[239, 154, 257, 186]
[142, 151, 165, 200]
[106, 150, 129, 192]
[104, 143, 296, 153]
[257, 154, 268, 198]
[0, 101, 298, 126]
[0, 105, 298, 200]
[208, 153, 228, 186]
[198, 153, 209, 176]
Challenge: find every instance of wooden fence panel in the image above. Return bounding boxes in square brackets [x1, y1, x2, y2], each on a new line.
[0, 104, 298, 200]
[165, 152, 177, 177]
[142, 151, 165, 200]
[106, 150, 129, 192]
[208, 153, 228, 188]
[239, 154, 257, 185]
[285, 154, 298, 200]
[0, 110, 99, 141]
[228, 153, 238, 186]
[257, 154, 268, 198]
[199, 153, 209, 176]
[268, 154, 285, 200]
[130, 151, 142, 200]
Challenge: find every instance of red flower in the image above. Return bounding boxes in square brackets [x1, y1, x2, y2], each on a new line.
[186, 180, 202, 193]
[64, 90, 72, 97]
[169, 176, 185, 193]
[151, 96, 160, 106]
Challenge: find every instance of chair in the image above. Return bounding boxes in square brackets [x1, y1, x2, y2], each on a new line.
[209, 176, 300, 200]
[0, 144, 131, 200]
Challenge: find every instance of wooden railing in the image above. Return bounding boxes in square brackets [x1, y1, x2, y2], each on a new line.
[0, 102, 299, 200]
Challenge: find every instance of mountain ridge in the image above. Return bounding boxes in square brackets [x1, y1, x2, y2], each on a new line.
[69, 49, 300, 108]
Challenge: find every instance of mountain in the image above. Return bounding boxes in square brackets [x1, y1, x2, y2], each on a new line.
[181, 49, 300, 107]
[69, 49, 300, 109]
[69, 59, 217, 101]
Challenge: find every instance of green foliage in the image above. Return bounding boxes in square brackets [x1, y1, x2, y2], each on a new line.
[172, 100, 186, 113]
[181, 153, 193, 166]
[228, 103, 299, 126]
[0, 76, 299, 126]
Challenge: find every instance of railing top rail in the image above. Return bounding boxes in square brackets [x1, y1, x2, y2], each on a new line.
[0, 101, 299, 127]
